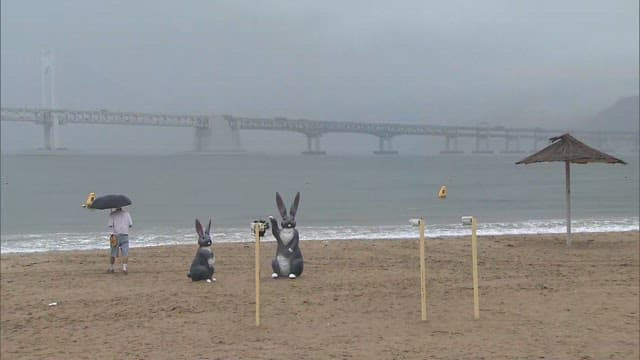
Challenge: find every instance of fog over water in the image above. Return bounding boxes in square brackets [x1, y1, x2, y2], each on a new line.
[1, 153, 638, 253]
[1, 1, 638, 154]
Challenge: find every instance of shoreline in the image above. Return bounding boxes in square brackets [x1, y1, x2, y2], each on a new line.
[1, 231, 638, 359]
[2, 229, 638, 255]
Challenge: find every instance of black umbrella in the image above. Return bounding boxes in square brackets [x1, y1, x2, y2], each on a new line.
[87, 194, 132, 210]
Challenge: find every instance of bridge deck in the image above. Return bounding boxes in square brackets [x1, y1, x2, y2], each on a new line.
[2, 107, 637, 144]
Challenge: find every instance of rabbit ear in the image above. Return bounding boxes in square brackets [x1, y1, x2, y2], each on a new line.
[290, 192, 300, 218]
[276, 192, 287, 218]
[195, 219, 204, 238]
[205, 219, 212, 235]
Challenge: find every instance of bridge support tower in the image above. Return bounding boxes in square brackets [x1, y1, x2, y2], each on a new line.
[41, 49, 62, 150]
[532, 128, 545, 151]
[302, 134, 326, 155]
[472, 123, 493, 154]
[501, 130, 525, 154]
[374, 135, 398, 155]
[440, 133, 463, 154]
[193, 116, 244, 153]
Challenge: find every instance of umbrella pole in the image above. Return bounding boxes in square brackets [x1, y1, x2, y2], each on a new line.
[565, 161, 571, 247]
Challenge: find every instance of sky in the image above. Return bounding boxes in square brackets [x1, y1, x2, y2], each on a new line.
[1, 1, 638, 154]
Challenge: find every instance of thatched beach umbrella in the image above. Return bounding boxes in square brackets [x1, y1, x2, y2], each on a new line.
[516, 133, 626, 247]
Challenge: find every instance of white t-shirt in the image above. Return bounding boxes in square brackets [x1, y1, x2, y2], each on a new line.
[108, 210, 133, 234]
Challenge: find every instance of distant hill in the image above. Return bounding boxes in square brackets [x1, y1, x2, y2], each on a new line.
[582, 95, 639, 132]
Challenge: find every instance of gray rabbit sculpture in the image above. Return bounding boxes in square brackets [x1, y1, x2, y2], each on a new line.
[187, 218, 216, 282]
[269, 192, 303, 279]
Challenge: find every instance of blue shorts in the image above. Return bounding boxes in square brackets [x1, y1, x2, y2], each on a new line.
[110, 234, 129, 257]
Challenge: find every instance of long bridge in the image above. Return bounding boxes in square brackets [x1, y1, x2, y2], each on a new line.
[1, 107, 637, 155]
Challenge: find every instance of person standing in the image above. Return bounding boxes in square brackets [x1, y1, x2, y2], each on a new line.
[108, 207, 133, 274]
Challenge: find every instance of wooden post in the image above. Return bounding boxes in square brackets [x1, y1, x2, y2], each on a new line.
[471, 217, 480, 320]
[254, 223, 261, 327]
[419, 218, 427, 321]
[565, 161, 572, 247]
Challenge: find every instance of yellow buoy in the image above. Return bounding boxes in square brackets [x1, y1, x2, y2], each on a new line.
[438, 185, 447, 199]
[83, 192, 96, 208]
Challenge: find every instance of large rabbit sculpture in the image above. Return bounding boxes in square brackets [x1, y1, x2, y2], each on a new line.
[269, 192, 303, 279]
[187, 218, 216, 282]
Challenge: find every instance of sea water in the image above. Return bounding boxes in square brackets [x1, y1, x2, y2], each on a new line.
[1, 153, 638, 253]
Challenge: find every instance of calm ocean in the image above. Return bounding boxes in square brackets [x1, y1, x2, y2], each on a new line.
[1, 153, 638, 253]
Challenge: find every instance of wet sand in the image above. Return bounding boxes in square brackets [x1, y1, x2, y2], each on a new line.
[1, 232, 638, 359]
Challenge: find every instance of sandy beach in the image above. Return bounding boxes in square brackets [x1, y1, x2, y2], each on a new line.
[1, 232, 638, 360]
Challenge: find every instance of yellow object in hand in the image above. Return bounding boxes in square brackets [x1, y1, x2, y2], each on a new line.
[84, 192, 96, 208]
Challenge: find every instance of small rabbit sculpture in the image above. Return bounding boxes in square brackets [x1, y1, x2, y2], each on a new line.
[187, 218, 216, 282]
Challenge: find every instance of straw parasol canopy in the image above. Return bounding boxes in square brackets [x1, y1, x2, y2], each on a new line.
[516, 133, 626, 246]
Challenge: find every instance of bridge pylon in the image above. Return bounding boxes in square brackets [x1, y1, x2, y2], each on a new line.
[193, 116, 244, 153]
[532, 128, 545, 151]
[373, 135, 398, 155]
[440, 132, 464, 154]
[472, 124, 493, 154]
[500, 130, 525, 154]
[41, 49, 62, 150]
[41, 112, 62, 151]
[302, 134, 326, 155]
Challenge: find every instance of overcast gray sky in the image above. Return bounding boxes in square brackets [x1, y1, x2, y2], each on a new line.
[1, 1, 638, 154]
